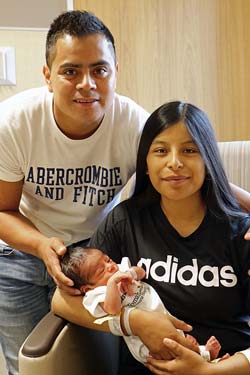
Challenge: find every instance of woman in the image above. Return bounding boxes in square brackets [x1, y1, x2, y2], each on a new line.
[53, 101, 250, 374]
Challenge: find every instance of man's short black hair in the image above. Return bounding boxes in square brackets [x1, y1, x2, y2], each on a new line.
[46, 10, 116, 68]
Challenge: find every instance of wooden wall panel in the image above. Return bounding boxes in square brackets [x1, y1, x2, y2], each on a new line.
[73, 0, 250, 141]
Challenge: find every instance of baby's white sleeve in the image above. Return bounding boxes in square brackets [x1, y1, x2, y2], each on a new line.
[82, 286, 107, 318]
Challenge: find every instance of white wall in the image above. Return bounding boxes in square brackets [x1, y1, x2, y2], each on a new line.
[0, 29, 47, 101]
[0, 0, 68, 28]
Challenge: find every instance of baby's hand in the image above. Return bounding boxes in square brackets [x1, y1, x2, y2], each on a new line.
[108, 270, 133, 284]
[120, 279, 140, 296]
[108, 271, 137, 296]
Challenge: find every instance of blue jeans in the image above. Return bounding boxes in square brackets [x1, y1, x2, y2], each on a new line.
[0, 246, 55, 375]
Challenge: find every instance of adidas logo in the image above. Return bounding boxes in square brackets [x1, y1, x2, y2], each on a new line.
[137, 255, 237, 287]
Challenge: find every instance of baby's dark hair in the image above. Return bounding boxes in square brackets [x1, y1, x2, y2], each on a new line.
[60, 246, 92, 289]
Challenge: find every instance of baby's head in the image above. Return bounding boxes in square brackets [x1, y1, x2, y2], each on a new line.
[61, 246, 118, 294]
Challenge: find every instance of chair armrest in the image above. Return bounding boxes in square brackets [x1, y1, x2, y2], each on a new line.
[21, 311, 67, 357]
[19, 311, 120, 375]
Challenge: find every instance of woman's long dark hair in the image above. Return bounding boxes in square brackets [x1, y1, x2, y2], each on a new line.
[134, 101, 246, 219]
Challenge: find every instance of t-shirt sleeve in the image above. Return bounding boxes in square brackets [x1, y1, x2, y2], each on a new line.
[83, 286, 107, 317]
[89, 203, 127, 262]
[232, 216, 250, 312]
[129, 104, 149, 151]
[0, 111, 24, 181]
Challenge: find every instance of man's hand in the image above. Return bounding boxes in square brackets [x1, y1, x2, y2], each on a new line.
[129, 310, 196, 359]
[38, 237, 81, 295]
[230, 183, 250, 213]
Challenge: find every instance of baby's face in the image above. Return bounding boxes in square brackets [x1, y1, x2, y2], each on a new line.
[86, 249, 119, 287]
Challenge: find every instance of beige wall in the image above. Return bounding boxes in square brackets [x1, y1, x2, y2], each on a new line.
[1, 1, 250, 140]
[0, 0, 68, 28]
[75, 0, 250, 141]
[0, 30, 46, 101]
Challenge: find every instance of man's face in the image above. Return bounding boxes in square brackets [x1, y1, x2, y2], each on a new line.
[43, 34, 118, 139]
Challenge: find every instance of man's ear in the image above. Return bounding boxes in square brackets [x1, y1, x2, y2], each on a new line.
[43, 65, 53, 92]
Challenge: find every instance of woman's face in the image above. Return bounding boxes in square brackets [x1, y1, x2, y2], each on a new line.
[146, 121, 206, 202]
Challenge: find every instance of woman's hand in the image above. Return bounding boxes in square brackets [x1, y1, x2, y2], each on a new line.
[129, 310, 197, 359]
[146, 338, 250, 375]
[146, 338, 211, 375]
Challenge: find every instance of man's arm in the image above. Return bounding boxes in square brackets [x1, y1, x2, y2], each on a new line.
[0, 179, 53, 254]
[230, 183, 250, 240]
[230, 183, 250, 212]
[0, 179, 77, 294]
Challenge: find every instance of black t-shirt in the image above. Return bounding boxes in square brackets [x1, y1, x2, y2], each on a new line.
[90, 196, 250, 371]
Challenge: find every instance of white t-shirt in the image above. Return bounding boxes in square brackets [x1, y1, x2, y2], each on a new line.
[0, 87, 148, 245]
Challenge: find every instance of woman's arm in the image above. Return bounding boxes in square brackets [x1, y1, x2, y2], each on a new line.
[51, 288, 197, 357]
[146, 339, 250, 375]
[129, 309, 197, 358]
[52, 288, 109, 331]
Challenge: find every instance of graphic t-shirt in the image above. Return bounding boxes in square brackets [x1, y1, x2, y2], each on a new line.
[90, 196, 250, 356]
[0, 87, 148, 245]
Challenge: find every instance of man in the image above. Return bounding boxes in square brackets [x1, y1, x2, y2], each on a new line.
[0, 10, 148, 374]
